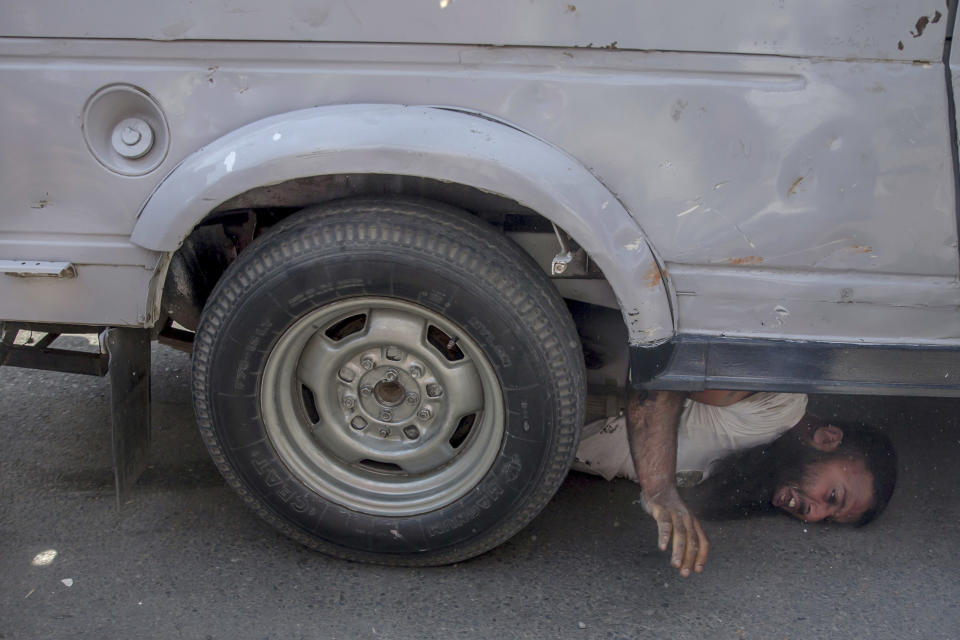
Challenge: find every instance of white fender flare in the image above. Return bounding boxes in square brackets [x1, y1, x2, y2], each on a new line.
[132, 104, 673, 345]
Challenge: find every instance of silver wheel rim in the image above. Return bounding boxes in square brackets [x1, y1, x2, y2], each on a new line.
[260, 297, 505, 516]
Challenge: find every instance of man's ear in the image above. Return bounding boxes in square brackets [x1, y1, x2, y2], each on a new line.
[811, 424, 844, 451]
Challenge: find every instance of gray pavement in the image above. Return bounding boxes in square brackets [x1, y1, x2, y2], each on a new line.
[2, 343, 959, 639]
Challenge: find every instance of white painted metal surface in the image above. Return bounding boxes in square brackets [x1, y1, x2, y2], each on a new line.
[0, 0, 956, 344]
[1, 0, 948, 62]
[131, 104, 674, 343]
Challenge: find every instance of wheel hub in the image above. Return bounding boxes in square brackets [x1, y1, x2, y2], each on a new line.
[259, 298, 504, 516]
[347, 356, 438, 432]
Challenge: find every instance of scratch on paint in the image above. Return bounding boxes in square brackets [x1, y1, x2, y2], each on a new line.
[708, 207, 757, 249]
[624, 238, 643, 250]
[677, 197, 703, 217]
[786, 176, 804, 197]
[677, 202, 701, 217]
[734, 224, 757, 249]
[849, 245, 872, 254]
[642, 326, 663, 340]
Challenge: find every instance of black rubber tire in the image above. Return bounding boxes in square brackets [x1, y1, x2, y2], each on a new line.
[191, 197, 585, 566]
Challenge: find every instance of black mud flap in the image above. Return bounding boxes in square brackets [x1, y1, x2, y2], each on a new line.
[104, 328, 152, 508]
[1, 323, 153, 506]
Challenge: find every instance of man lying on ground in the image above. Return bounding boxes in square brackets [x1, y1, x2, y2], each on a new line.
[572, 390, 897, 577]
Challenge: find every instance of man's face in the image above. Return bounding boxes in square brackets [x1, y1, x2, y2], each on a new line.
[772, 455, 874, 523]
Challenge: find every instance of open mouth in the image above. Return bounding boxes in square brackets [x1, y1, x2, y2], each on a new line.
[773, 486, 805, 515]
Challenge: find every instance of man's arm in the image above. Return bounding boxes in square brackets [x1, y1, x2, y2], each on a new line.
[626, 389, 709, 577]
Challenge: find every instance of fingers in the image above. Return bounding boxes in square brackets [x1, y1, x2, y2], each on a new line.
[680, 512, 698, 577]
[645, 495, 708, 578]
[693, 517, 710, 574]
[670, 511, 687, 573]
[669, 511, 708, 578]
[656, 513, 672, 552]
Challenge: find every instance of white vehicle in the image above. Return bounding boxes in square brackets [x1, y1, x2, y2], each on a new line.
[1, 1, 957, 564]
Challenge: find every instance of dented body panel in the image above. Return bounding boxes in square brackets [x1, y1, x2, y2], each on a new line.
[2, 0, 949, 62]
[132, 104, 674, 343]
[0, 1, 958, 350]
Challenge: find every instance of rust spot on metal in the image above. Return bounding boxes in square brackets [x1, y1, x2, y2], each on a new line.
[931, 10, 942, 24]
[644, 265, 664, 289]
[566, 4, 576, 12]
[911, 15, 930, 38]
[898, 40, 904, 51]
[849, 245, 872, 254]
[725, 256, 764, 265]
[786, 176, 804, 197]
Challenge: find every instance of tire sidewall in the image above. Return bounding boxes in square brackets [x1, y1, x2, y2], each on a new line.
[195, 204, 581, 563]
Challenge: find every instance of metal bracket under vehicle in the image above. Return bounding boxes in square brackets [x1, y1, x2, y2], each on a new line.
[550, 223, 596, 278]
[0, 323, 151, 507]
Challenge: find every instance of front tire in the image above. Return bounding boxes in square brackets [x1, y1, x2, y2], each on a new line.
[192, 197, 585, 565]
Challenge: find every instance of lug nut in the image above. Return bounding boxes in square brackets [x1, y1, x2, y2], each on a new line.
[360, 357, 375, 370]
[380, 409, 393, 421]
[409, 364, 423, 378]
[403, 426, 421, 440]
[384, 369, 399, 382]
[360, 385, 373, 397]
[426, 383, 443, 398]
[379, 427, 391, 438]
[385, 346, 403, 361]
[350, 416, 368, 430]
[417, 408, 432, 421]
[343, 396, 356, 409]
[338, 367, 355, 382]
[405, 392, 420, 405]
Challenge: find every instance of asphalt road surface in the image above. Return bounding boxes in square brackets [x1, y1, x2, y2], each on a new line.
[2, 343, 958, 639]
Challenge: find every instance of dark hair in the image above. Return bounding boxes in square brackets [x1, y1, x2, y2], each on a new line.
[684, 420, 898, 525]
[832, 422, 898, 526]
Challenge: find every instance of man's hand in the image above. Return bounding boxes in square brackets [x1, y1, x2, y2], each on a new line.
[624, 389, 709, 576]
[641, 485, 709, 577]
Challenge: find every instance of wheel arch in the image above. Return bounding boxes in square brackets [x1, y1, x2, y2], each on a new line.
[133, 104, 673, 345]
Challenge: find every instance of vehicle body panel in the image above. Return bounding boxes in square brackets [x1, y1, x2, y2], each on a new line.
[131, 103, 674, 344]
[2, 0, 947, 62]
[0, 1, 957, 348]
